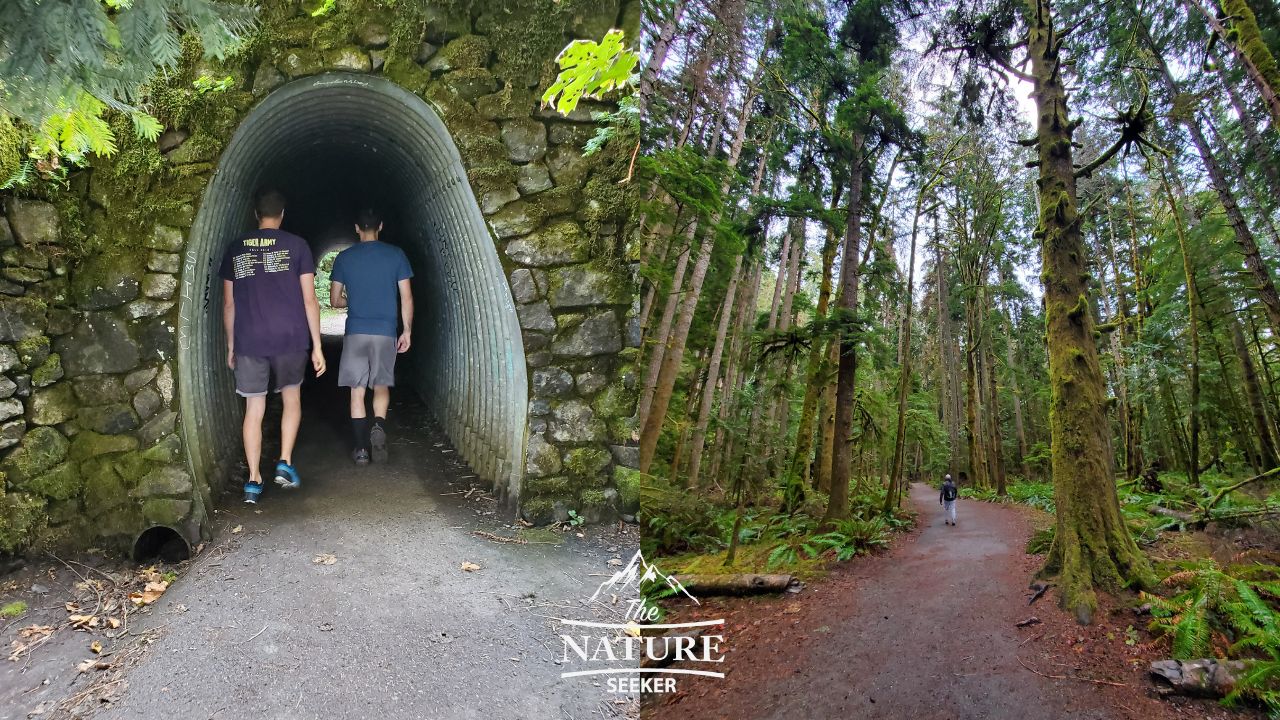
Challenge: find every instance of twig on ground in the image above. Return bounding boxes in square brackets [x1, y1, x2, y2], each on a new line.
[242, 625, 268, 644]
[1017, 656, 1126, 687]
[473, 530, 527, 545]
[1019, 632, 1045, 646]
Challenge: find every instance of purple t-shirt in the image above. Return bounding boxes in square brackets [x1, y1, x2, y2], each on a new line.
[218, 229, 315, 357]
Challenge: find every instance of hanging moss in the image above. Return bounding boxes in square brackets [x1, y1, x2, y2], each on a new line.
[1223, 0, 1280, 101]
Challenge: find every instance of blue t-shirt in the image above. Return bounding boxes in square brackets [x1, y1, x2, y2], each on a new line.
[331, 240, 413, 337]
[218, 229, 315, 357]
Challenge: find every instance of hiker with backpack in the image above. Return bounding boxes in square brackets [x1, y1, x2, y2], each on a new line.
[940, 474, 958, 526]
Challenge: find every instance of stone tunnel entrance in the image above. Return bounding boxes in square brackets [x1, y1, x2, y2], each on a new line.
[178, 73, 528, 507]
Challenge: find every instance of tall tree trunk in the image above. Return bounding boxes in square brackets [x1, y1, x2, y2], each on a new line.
[886, 188, 927, 511]
[639, 62, 758, 473]
[1025, 0, 1151, 624]
[712, 261, 761, 485]
[1211, 46, 1280, 203]
[815, 341, 839, 496]
[1003, 302, 1031, 480]
[1158, 162, 1201, 486]
[636, 0, 687, 114]
[638, 240, 691, 427]
[983, 291, 1007, 495]
[821, 138, 867, 526]
[964, 297, 987, 489]
[937, 244, 961, 474]
[686, 254, 743, 488]
[1191, 0, 1280, 127]
[1142, 21, 1280, 336]
[791, 192, 842, 486]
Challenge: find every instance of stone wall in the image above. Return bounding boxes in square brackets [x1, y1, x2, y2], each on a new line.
[0, 0, 640, 555]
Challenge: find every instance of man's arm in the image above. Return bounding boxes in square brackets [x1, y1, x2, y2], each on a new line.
[397, 278, 413, 353]
[300, 273, 326, 376]
[330, 281, 346, 308]
[223, 280, 236, 369]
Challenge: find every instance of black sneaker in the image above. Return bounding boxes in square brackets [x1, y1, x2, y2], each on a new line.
[353, 448, 370, 466]
[370, 423, 387, 463]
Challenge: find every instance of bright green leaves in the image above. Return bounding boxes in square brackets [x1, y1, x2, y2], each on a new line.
[0, 0, 256, 177]
[310, 0, 337, 18]
[30, 93, 116, 162]
[193, 74, 234, 94]
[541, 29, 639, 115]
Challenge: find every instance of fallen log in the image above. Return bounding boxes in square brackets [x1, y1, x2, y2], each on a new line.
[672, 574, 795, 596]
[1149, 659, 1246, 698]
[1146, 505, 1200, 526]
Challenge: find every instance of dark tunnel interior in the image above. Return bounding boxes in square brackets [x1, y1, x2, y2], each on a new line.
[178, 73, 528, 510]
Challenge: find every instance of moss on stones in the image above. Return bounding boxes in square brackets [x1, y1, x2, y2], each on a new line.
[0, 493, 46, 554]
[69, 431, 140, 461]
[613, 466, 640, 513]
[23, 462, 82, 502]
[0, 426, 69, 485]
[430, 36, 493, 72]
[563, 447, 610, 480]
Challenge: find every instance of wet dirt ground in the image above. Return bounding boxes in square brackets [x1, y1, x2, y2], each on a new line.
[652, 482, 1256, 720]
[0, 339, 639, 719]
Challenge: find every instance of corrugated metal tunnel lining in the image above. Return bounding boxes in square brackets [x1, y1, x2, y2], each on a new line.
[178, 73, 528, 506]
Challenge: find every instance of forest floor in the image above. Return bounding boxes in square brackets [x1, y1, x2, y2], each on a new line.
[0, 339, 639, 720]
[654, 482, 1261, 720]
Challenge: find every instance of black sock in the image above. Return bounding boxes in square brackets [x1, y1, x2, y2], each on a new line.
[352, 417, 370, 450]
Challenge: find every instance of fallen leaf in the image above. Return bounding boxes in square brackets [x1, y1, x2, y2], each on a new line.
[607, 557, 623, 567]
[461, 561, 481, 572]
[312, 554, 337, 565]
[19, 625, 54, 639]
[89, 640, 102, 654]
[318, 622, 334, 632]
[129, 580, 169, 606]
[623, 622, 641, 638]
[231, 525, 243, 534]
[68, 614, 98, 629]
[107, 618, 121, 629]
[575, 532, 585, 538]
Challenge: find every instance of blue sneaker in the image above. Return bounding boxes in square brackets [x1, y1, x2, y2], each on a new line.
[244, 480, 263, 504]
[274, 461, 301, 489]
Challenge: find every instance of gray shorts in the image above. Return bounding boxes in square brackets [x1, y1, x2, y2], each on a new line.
[338, 333, 397, 388]
[234, 352, 307, 397]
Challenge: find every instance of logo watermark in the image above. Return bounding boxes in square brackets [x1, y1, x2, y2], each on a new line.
[556, 551, 725, 694]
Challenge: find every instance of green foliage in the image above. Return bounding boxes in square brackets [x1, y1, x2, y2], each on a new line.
[193, 74, 235, 94]
[541, 29, 639, 115]
[0, 0, 257, 166]
[311, 0, 337, 17]
[1143, 560, 1280, 659]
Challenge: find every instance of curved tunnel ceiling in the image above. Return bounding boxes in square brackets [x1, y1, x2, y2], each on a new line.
[179, 73, 528, 503]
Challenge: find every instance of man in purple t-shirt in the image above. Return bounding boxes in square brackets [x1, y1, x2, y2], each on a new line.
[219, 188, 325, 503]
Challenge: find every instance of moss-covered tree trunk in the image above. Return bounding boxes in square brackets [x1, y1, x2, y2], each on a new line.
[1023, 0, 1151, 624]
[1192, 0, 1280, 127]
[792, 210, 839, 486]
[964, 297, 987, 489]
[822, 138, 866, 526]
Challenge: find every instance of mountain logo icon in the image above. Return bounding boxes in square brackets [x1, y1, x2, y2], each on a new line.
[590, 550, 699, 605]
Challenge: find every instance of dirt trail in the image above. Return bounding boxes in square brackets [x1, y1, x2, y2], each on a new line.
[0, 340, 638, 720]
[656, 483, 1243, 720]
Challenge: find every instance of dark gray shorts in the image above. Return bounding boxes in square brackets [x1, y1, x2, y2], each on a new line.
[234, 352, 307, 397]
[338, 333, 397, 388]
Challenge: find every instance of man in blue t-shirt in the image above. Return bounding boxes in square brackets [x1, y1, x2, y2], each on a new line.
[219, 188, 326, 503]
[330, 208, 414, 465]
